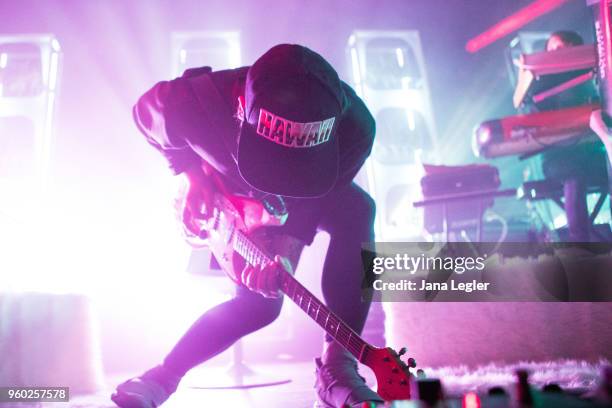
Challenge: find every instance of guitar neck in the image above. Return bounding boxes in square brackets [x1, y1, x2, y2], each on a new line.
[278, 271, 370, 362]
[233, 230, 370, 362]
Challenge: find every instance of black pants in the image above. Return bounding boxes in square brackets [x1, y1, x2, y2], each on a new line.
[162, 182, 376, 377]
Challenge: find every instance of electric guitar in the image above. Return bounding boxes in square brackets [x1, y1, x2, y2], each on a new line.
[184, 165, 418, 401]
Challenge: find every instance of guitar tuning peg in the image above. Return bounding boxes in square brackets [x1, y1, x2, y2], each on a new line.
[417, 369, 426, 378]
[407, 357, 417, 368]
[398, 347, 407, 356]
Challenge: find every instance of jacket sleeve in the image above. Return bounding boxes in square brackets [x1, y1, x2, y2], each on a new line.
[335, 82, 376, 186]
[132, 75, 204, 175]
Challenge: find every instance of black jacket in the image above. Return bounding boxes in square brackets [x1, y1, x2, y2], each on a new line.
[132, 66, 375, 198]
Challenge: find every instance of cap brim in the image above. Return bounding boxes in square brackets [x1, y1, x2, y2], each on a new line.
[237, 123, 339, 198]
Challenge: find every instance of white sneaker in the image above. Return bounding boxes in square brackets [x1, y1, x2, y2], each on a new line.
[111, 365, 180, 408]
[314, 343, 384, 408]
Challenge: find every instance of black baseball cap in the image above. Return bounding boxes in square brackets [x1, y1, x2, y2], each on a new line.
[238, 44, 346, 198]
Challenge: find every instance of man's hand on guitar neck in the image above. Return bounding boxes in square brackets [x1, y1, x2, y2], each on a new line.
[239, 234, 303, 298]
[241, 255, 293, 298]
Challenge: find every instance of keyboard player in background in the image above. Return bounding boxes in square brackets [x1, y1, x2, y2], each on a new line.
[590, 109, 612, 196]
[528, 31, 609, 212]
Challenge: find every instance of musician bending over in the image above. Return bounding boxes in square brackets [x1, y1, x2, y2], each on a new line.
[111, 44, 383, 408]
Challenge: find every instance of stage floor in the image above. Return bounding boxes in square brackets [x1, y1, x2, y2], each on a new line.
[65, 361, 363, 408]
[14, 358, 607, 407]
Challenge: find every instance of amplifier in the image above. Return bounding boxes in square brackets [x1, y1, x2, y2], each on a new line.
[420, 164, 501, 235]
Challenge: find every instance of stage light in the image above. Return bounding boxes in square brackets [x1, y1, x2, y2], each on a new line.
[395, 47, 405, 68]
[349, 47, 363, 97]
[347, 31, 439, 240]
[0, 36, 62, 293]
[363, 37, 422, 90]
[0, 34, 61, 210]
[170, 31, 241, 77]
[476, 125, 492, 145]
[553, 213, 567, 228]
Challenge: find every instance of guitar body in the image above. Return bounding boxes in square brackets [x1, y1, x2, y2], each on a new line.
[202, 174, 286, 284]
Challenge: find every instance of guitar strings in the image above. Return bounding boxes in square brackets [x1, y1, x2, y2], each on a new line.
[283, 276, 365, 357]
[235, 230, 366, 358]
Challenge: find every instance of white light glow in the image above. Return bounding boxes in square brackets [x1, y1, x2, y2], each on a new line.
[553, 214, 567, 229]
[230, 44, 241, 68]
[407, 109, 415, 131]
[41, 91, 55, 189]
[414, 148, 423, 164]
[51, 38, 61, 52]
[389, 193, 415, 227]
[395, 47, 404, 68]
[48, 52, 59, 91]
[478, 126, 491, 144]
[0, 186, 196, 296]
[173, 32, 241, 73]
[350, 47, 363, 97]
[387, 163, 425, 238]
[0, 52, 7, 69]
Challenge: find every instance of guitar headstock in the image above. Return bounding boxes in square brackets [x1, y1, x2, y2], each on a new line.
[362, 346, 420, 401]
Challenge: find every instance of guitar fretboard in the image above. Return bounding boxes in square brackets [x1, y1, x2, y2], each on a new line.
[233, 230, 368, 361]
